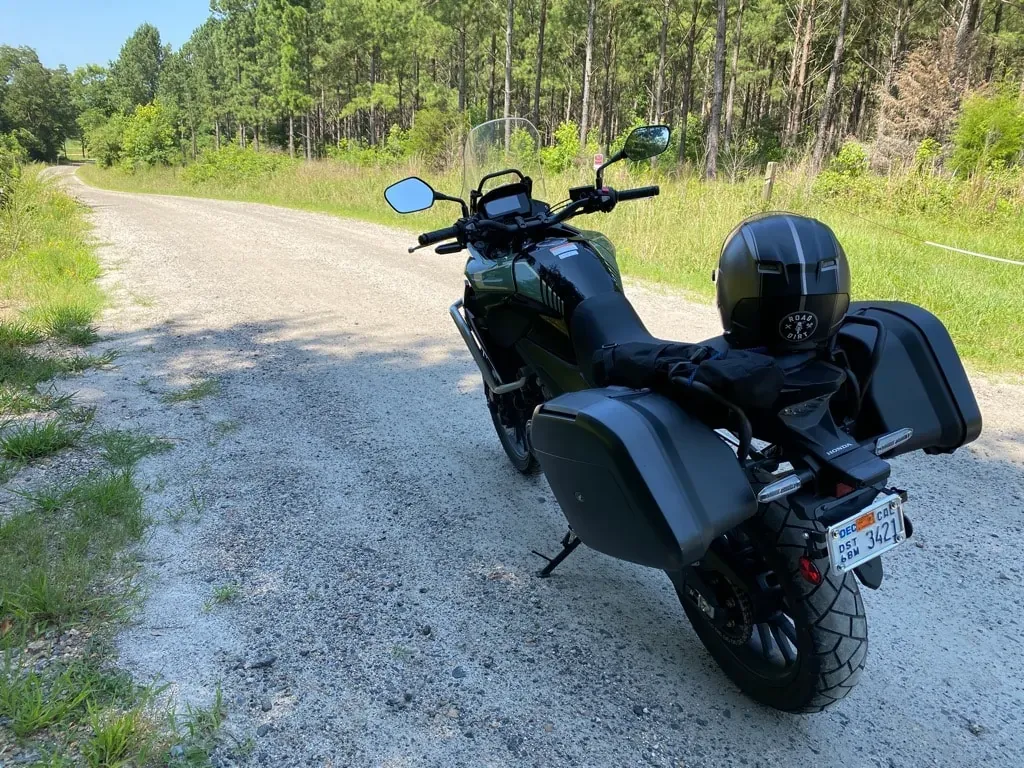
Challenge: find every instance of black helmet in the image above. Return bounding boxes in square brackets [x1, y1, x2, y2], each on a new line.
[715, 213, 850, 351]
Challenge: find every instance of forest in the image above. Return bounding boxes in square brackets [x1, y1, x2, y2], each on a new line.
[2, 0, 1023, 179]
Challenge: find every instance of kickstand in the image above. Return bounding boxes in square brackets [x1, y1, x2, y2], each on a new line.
[531, 529, 582, 578]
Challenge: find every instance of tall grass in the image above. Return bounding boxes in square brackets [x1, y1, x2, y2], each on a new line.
[0, 167, 104, 334]
[78, 159, 1024, 372]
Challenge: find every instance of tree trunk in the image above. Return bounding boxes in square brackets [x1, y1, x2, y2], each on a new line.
[305, 114, 311, 160]
[504, 0, 515, 148]
[883, 0, 913, 96]
[601, 2, 616, 146]
[677, 0, 702, 163]
[369, 45, 379, 145]
[787, 0, 816, 146]
[811, 0, 850, 168]
[984, 0, 1003, 83]
[784, 0, 806, 137]
[533, 0, 548, 127]
[953, 0, 980, 92]
[706, 0, 728, 179]
[724, 0, 746, 146]
[458, 24, 467, 112]
[580, 0, 597, 145]
[488, 33, 497, 121]
[288, 115, 295, 158]
[215, 121, 221, 151]
[654, 0, 672, 122]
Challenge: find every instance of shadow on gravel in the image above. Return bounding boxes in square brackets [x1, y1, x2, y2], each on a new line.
[100, 313, 1024, 767]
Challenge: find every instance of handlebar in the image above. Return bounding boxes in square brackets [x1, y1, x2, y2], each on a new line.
[616, 185, 660, 202]
[418, 225, 461, 246]
[413, 185, 659, 248]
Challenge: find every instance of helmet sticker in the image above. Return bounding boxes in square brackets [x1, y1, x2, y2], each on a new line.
[779, 311, 818, 342]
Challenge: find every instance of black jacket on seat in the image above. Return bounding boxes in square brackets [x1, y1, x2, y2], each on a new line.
[570, 291, 785, 412]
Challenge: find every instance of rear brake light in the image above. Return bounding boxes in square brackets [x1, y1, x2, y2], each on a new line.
[799, 556, 823, 585]
[834, 482, 855, 498]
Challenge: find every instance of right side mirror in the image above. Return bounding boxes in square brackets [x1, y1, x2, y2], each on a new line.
[622, 125, 671, 161]
[384, 177, 435, 214]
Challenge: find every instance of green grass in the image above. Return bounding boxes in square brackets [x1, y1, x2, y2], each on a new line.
[0, 167, 222, 763]
[79, 159, 1024, 372]
[202, 584, 240, 612]
[63, 138, 88, 163]
[1, 167, 104, 338]
[0, 321, 44, 347]
[92, 428, 174, 469]
[0, 658, 97, 736]
[161, 378, 220, 404]
[0, 418, 82, 462]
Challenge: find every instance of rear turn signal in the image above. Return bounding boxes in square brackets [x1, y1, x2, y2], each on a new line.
[874, 428, 914, 456]
[756, 474, 803, 503]
[799, 556, 823, 586]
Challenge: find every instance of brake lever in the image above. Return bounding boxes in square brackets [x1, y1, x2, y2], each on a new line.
[407, 243, 432, 253]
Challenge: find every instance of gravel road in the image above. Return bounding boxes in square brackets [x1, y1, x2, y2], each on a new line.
[56, 167, 1024, 767]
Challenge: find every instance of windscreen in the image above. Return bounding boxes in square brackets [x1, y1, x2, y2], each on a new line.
[463, 118, 544, 197]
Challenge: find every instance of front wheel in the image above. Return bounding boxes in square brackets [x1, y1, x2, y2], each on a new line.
[677, 503, 867, 712]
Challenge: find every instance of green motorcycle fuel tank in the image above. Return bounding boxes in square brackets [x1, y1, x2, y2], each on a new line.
[463, 228, 623, 395]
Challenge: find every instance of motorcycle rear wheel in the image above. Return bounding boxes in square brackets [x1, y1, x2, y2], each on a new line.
[486, 388, 539, 474]
[678, 503, 867, 713]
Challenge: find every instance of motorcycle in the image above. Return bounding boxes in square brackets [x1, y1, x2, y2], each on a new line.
[384, 118, 982, 712]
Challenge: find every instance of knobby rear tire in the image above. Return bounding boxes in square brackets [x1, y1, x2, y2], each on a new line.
[681, 501, 868, 713]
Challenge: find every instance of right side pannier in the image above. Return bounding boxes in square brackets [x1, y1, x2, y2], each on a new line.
[836, 301, 982, 457]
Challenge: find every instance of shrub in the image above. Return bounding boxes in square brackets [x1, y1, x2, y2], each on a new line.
[120, 102, 177, 169]
[813, 140, 869, 196]
[951, 92, 1024, 175]
[914, 137, 943, 171]
[182, 145, 295, 186]
[407, 108, 463, 168]
[540, 121, 581, 173]
[86, 115, 127, 168]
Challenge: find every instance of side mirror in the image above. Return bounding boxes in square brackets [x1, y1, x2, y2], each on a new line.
[622, 125, 671, 161]
[384, 177, 435, 214]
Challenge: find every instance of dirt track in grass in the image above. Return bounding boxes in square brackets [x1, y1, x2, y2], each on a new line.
[57, 166, 1024, 767]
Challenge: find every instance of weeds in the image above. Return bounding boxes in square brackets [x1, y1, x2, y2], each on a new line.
[168, 486, 206, 526]
[0, 321, 43, 347]
[161, 378, 219, 404]
[203, 584, 240, 612]
[213, 418, 240, 436]
[83, 704, 159, 767]
[0, 168, 222, 764]
[44, 306, 99, 346]
[0, 658, 96, 736]
[92, 428, 174, 468]
[0, 418, 82, 461]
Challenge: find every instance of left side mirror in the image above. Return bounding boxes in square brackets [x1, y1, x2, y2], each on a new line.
[622, 125, 671, 161]
[384, 177, 435, 214]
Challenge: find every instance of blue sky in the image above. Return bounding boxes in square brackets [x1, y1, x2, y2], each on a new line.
[1, 0, 211, 70]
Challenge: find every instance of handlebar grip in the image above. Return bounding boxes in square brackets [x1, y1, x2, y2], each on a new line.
[617, 186, 660, 201]
[418, 225, 460, 246]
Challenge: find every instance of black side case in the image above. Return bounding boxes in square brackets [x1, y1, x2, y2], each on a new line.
[530, 387, 756, 571]
[837, 301, 982, 456]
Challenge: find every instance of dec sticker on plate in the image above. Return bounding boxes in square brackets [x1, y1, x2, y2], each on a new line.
[826, 494, 906, 572]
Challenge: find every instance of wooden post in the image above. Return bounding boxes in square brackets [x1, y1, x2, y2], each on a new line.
[762, 161, 778, 203]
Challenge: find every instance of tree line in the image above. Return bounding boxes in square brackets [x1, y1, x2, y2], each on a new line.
[3, 0, 1023, 178]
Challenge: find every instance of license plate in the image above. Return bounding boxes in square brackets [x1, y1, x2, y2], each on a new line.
[826, 494, 906, 573]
